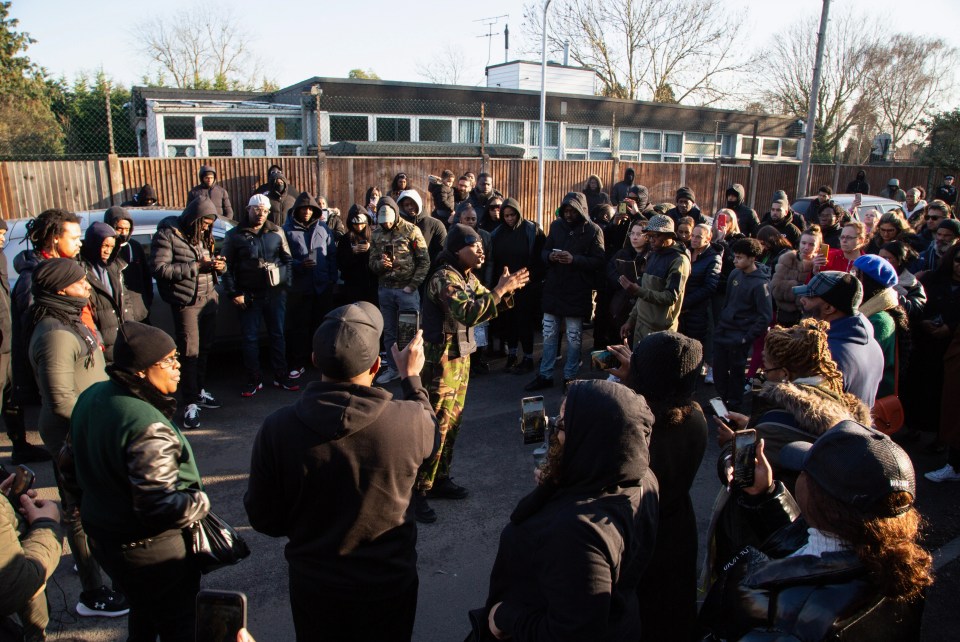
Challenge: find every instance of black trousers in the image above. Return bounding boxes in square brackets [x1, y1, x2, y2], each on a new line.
[285, 288, 332, 371]
[171, 292, 218, 403]
[289, 573, 418, 642]
[498, 288, 535, 356]
[713, 341, 751, 411]
[90, 529, 200, 642]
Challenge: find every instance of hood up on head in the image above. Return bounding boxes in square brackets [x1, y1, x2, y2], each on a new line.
[559, 191, 590, 225]
[103, 205, 134, 233]
[585, 174, 604, 193]
[726, 183, 746, 207]
[197, 165, 216, 181]
[501, 197, 524, 228]
[396, 189, 424, 222]
[179, 196, 218, 229]
[135, 184, 157, 205]
[80, 221, 118, 266]
[559, 379, 654, 494]
[624, 167, 636, 183]
[291, 191, 322, 224]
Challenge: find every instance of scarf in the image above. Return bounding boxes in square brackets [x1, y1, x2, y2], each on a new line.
[29, 291, 101, 365]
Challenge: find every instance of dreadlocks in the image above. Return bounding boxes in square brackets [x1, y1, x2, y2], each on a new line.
[764, 318, 845, 397]
[25, 209, 80, 251]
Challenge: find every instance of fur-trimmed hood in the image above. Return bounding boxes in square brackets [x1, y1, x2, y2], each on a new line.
[858, 287, 899, 318]
[757, 380, 871, 437]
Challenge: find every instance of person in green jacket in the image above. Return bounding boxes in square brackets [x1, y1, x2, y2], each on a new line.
[853, 254, 906, 399]
[70, 322, 210, 639]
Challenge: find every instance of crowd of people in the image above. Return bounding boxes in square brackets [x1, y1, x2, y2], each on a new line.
[1, 163, 956, 641]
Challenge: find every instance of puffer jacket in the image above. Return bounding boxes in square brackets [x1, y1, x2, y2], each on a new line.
[283, 193, 337, 296]
[678, 243, 722, 341]
[10, 250, 43, 402]
[771, 251, 813, 316]
[187, 165, 233, 220]
[70, 377, 210, 543]
[714, 263, 772, 347]
[221, 211, 293, 296]
[151, 199, 220, 306]
[540, 192, 605, 318]
[627, 242, 690, 342]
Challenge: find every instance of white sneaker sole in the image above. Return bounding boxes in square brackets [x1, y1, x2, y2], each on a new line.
[76, 602, 130, 618]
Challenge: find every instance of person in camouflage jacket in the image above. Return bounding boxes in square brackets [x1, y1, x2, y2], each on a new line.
[369, 197, 430, 383]
[412, 225, 529, 523]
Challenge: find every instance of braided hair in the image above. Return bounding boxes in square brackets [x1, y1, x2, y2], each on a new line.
[24, 209, 80, 251]
[763, 318, 845, 397]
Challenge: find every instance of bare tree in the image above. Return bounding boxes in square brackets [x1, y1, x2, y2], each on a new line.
[752, 10, 881, 160]
[863, 35, 958, 152]
[521, 0, 748, 104]
[415, 44, 470, 86]
[133, 4, 274, 91]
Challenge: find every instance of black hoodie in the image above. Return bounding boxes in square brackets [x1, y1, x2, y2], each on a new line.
[104, 205, 153, 314]
[187, 164, 234, 220]
[846, 170, 871, 195]
[541, 192, 606, 317]
[485, 379, 659, 641]
[725, 184, 761, 237]
[244, 376, 439, 598]
[611, 167, 636, 205]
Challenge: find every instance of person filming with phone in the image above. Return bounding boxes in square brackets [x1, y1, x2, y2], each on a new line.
[413, 225, 529, 523]
[698, 422, 932, 640]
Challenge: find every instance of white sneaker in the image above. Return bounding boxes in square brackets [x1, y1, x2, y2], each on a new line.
[924, 464, 960, 483]
[704, 367, 714, 384]
[375, 367, 400, 384]
[288, 367, 306, 380]
[183, 403, 201, 429]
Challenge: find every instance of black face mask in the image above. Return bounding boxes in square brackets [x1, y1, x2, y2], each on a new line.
[115, 232, 130, 244]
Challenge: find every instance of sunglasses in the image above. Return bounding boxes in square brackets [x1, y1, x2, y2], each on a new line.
[928, 215, 943, 221]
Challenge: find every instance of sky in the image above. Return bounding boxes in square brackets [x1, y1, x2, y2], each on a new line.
[11, 0, 960, 96]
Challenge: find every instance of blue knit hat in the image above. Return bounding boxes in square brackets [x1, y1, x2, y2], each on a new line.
[853, 254, 898, 288]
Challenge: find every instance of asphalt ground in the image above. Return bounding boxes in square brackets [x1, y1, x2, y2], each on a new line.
[3, 329, 959, 641]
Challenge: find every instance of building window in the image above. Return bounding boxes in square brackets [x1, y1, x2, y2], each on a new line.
[566, 152, 587, 160]
[590, 127, 611, 150]
[565, 127, 588, 150]
[619, 130, 640, 152]
[278, 144, 301, 156]
[376, 117, 411, 142]
[642, 153, 662, 162]
[276, 117, 302, 140]
[330, 115, 369, 142]
[202, 117, 269, 132]
[530, 122, 559, 147]
[664, 133, 683, 154]
[243, 140, 267, 157]
[762, 138, 780, 156]
[495, 121, 525, 145]
[740, 136, 758, 156]
[643, 131, 662, 150]
[164, 116, 196, 140]
[207, 140, 232, 157]
[459, 119, 490, 144]
[781, 139, 799, 158]
[720, 134, 736, 157]
[419, 119, 452, 142]
[166, 144, 196, 158]
[683, 132, 718, 158]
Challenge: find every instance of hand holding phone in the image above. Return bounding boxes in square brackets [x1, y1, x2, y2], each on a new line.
[520, 396, 546, 445]
[732, 429, 757, 488]
[196, 590, 247, 642]
[9, 465, 35, 506]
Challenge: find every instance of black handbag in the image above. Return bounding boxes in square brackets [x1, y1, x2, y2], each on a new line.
[188, 510, 250, 574]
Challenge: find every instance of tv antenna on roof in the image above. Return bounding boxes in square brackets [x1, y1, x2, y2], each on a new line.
[475, 14, 509, 67]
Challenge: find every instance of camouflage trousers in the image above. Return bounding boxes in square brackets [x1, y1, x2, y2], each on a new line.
[416, 339, 470, 491]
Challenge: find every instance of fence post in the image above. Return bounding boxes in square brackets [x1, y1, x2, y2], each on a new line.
[748, 160, 760, 211]
[106, 154, 124, 206]
[832, 159, 841, 193]
[713, 159, 722, 214]
[105, 82, 116, 156]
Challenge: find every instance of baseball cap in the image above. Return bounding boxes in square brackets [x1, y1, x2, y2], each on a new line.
[888, 178, 900, 187]
[791, 271, 862, 316]
[779, 420, 915, 518]
[312, 302, 383, 379]
[248, 194, 270, 209]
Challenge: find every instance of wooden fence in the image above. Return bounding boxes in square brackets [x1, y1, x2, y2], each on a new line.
[0, 156, 949, 222]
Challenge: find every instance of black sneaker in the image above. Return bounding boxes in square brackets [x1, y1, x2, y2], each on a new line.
[183, 403, 201, 430]
[197, 389, 221, 409]
[241, 381, 263, 398]
[273, 377, 301, 392]
[524, 375, 554, 391]
[412, 493, 437, 524]
[513, 357, 534, 374]
[11, 441, 52, 464]
[504, 354, 518, 371]
[426, 478, 469, 500]
[77, 586, 129, 618]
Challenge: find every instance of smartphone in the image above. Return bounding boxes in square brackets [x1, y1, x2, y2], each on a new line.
[590, 350, 618, 370]
[397, 310, 420, 351]
[9, 465, 35, 506]
[716, 212, 729, 229]
[195, 590, 247, 642]
[732, 429, 757, 488]
[384, 243, 395, 261]
[520, 396, 546, 445]
[819, 243, 830, 259]
[618, 202, 627, 215]
[616, 259, 638, 282]
[854, 193, 862, 207]
[707, 397, 729, 419]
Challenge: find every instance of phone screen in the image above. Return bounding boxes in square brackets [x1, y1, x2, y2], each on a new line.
[708, 397, 728, 418]
[384, 243, 395, 260]
[732, 430, 757, 488]
[397, 311, 419, 351]
[10, 465, 35, 505]
[521, 396, 546, 445]
[590, 350, 618, 370]
[196, 590, 246, 642]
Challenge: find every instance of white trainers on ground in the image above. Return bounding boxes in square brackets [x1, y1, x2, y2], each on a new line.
[924, 464, 960, 483]
[375, 367, 400, 384]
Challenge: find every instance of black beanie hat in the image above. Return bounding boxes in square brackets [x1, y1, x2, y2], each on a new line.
[31, 258, 86, 295]
[445, 224, 482, 253]
[676, 186, 696, 203]
[630, 331, 703, 400]
[113, 322, 178, 372]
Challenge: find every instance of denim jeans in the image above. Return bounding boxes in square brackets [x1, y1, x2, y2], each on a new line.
[539, 313, 583, 380]
[240, 288, 287, 382]
[379, 287, 420, 370]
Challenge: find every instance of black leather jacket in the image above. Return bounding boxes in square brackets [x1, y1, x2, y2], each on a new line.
[699, 483, 924, 641]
